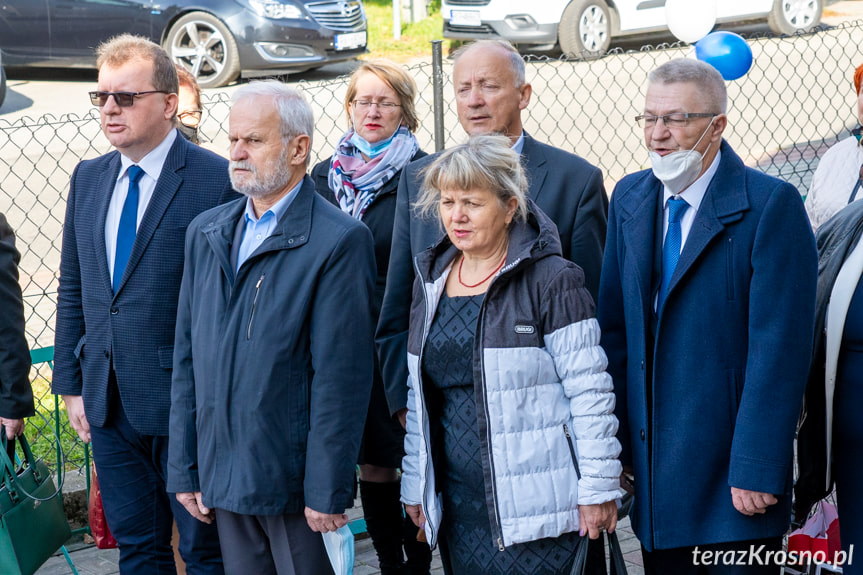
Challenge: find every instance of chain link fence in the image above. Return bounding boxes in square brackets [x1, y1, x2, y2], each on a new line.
[2, 20, 862, 483]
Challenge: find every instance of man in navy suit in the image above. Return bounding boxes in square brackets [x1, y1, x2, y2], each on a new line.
[597, 59, 817, 574]
[52, 34, 233, 574]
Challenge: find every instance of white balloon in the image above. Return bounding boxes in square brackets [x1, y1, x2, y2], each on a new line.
[666, 0, 717, 43]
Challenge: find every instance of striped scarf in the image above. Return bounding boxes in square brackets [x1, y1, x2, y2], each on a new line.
[329, 125, 418, 220]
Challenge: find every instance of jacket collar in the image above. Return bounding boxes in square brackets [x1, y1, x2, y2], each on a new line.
[203, 175, 316, 281]
[520, 133, 550, 205]
[619, 140, 750, 306]
[104, 131, 189, 299]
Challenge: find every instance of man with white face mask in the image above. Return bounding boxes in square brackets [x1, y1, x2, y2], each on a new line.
[597, 59, 818, 574]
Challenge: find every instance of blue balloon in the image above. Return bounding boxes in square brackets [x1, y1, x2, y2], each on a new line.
[695, 31, 753, 81]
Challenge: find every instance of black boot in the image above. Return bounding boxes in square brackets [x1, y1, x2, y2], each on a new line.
[359, 480, 405, 575]
[402, 512, 432, 575]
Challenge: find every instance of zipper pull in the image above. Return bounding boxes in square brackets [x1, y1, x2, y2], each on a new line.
[255, 273, 265, 290]
[497, 537, 504, 551]
[564, 424, 571, 438]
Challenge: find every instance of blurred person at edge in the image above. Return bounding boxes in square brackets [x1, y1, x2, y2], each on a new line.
[311, 59, 428, 575]
[796, 198, 863, 575]
[401, 134, 621, 575]
[806, 62, 863, 230]
[175, 65, 202, 144]
[168, 80, 376, 575]
[52, 34, 236, 574]
[597, 58, 817, 574]
[0, 213, 34, 440]
[375, 39, 610, 572]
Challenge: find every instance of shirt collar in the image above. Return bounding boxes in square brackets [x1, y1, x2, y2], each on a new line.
[511, 131, 525, 155]
[243, 179, 304, 225]
[119, 128, 178, 180]
[663, 148, 722, 211]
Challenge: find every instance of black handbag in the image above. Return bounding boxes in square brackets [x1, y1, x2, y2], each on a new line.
[570, 530, 629, 575]
[0, 433, 71, 575]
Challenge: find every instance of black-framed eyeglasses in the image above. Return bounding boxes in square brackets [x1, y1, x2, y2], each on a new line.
[178, 109, 204, 128]
[635, 113, 718, 129]
[351, 100, 401, 111]
[89, 90, 168, 107]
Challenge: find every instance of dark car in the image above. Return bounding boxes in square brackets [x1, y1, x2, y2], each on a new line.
[0, 0, 368, 88]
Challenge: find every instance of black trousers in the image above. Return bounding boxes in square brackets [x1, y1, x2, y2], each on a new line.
[642, 536, 784, 575]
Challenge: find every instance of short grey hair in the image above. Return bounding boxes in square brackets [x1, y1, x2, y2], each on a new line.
[648, 59, 728, 114]
[416, 133, 529, 224]
[232, 80, 315, 165]
[451, 40, 526, 88]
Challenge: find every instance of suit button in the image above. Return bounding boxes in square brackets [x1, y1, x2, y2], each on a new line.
[640, 360, 645, 371]
[104, 350, 110, 359]
[110, 307, 119, 315]
[640, 429, 646, 441]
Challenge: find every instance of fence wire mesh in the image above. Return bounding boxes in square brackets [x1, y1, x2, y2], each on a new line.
[2, 21, 862, 481]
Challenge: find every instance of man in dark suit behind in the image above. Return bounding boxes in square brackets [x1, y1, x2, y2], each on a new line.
[0, 213, 34, 439]
[375, 39, 609, 572]
[597, 59, 817, 573]
[52, 34, 234, 574]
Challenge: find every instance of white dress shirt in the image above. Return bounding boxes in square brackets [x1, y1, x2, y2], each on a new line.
[662, 149, 722, 249]
[105, 129, 178, 283]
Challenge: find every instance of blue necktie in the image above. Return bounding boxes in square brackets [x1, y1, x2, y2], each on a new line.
[113, 165, 144, 294]
[659, 197, 689, 307]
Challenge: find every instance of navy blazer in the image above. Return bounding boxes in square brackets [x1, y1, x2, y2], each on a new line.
[0, 213, 33, 420]
[53, 132, 237, 436]
[597, 141, 817, 550]
[376, 133, 607, 415]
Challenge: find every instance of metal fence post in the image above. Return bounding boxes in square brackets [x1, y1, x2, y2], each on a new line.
[432, 40, 445, 153]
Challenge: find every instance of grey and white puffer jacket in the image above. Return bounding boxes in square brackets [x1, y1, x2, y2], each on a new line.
[400, 203, 622, 550]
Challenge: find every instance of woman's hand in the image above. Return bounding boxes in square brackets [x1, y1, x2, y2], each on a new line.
[578, 501, 618, 539]
[404, 504, 426, 530]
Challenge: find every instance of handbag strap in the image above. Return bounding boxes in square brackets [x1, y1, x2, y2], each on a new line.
[608, 530, 628, 575]
[0, 428, 65, 502]
[569, 533, 591, 575]
[569, 531, 629, 575]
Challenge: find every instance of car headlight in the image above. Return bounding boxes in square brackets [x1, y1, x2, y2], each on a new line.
[248, 0, 305, 19]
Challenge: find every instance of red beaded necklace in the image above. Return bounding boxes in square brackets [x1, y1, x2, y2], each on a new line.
[457, 255, 506, 288]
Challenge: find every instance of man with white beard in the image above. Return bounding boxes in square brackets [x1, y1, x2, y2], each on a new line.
[167, 80, 377, 575]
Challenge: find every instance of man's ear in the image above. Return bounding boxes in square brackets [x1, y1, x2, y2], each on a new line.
[164, 93, 179, 121]
[289, 134, 311, 166]
[710, 113, 728, 143]
[519, 83, 532, 111]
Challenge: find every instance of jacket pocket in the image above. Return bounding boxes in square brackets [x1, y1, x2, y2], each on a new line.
[158, 346, 174, 370]
[247, 273, 266, 340]
[726, 237, 735, 301]
[563, 424, 581, 480]
[727, 368, 744, 426]
[73, 334, 87, 359]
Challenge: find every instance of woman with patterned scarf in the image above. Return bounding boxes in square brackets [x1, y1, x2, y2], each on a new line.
[312, 59, 427, 575]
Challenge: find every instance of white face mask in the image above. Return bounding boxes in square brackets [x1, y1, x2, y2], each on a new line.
[648, 117, 716, 195]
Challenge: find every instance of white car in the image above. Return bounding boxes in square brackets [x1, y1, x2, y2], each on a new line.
[442, 0, 824, 55]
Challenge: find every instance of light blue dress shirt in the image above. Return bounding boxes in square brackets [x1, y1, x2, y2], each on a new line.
[512, 132, 525, 155]
[236, 181, 303, 272]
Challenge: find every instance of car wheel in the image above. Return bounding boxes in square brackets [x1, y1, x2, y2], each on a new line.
[0, 66, 6, 110]
[767, 0, 822, 35]
[559, 0, 611, 57]
[165, 11, 240, 89]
